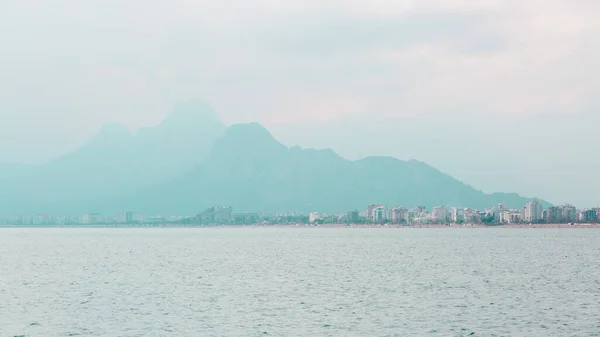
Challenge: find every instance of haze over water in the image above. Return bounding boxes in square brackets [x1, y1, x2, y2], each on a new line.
[1, 228, 599, 336]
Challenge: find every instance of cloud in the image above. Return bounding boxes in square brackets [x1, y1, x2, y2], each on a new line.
[263, 91, 368, 126]
[259, 12, 506, 57]
[0, 0, 599, 162]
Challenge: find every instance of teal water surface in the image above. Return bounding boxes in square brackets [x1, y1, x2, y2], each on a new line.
[1, 228, 599, 336]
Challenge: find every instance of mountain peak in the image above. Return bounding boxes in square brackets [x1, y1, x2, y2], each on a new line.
[209, 123, 287, 159]
[224, 123, 285, 149]
[226, 122, 274, 138]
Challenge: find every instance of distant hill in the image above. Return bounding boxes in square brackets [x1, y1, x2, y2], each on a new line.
[113, 123, 544, 215]
[0, 104, 548, 216]
[0, 100, 226, 215]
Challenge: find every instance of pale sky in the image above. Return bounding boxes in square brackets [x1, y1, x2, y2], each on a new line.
[1, 0, 599, 206]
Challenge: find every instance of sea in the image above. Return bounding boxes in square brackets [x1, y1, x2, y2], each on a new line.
[1, 228, 599, 337]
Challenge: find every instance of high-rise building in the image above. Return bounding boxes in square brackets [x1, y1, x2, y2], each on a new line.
[116, 211, 133, 224]
[345, 210, 360, 224]
[584, 209, 597, 223]
[404, 210, 417, 224]
[559, 204, 577, 223]
[391, 207, 407, 224]
[197, 206, 233, 224]
[33, 214, 51, 225]
[373, 206, 387, 223]
[594, 208, 600, 222]
[82, 213, 101, 225]
[309, 212, 321, 223]
[450, 207, 465, 223]
[366, 205, 381, 222]
[543, 206, 561, 223]
[431, 206, 447, 223]
[214, 207, 233, 224]
[492, 203, 508, 220]
[499, 211, 510, 223]
[523, 200, 543, 222]
[499, 211, 522, 224]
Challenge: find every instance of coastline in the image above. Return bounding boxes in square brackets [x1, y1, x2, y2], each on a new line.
[1, 224, 599, 229]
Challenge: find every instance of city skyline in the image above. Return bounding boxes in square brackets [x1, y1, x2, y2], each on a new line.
[4, 199, 599, 227]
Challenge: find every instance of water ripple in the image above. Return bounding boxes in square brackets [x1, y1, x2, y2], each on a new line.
[0, 228, 599, 336]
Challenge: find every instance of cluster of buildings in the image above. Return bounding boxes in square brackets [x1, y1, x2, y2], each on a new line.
[1, 211, 137, 226]
[0, 208, 261, 226]
[1, 201, 599, 226]
[343, 201, 598, 225]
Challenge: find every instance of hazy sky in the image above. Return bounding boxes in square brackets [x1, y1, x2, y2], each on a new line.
[1, 0, 599, 206]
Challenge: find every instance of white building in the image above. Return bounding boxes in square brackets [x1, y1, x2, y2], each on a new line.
[493, 203, 508, 220]
[116, 211, 133, 224]
[309, 212, 321, 223]
[214, 207, 233, 224]
[450, 207, 465, 223]
[373, 206, 387, 223]
[523, 200, 543, 222]
[366, 204, 382, 222]
[499, 211, 510, 223]
[391, 207, 407, 223]
[559, 204, 577, 223]
[431, 206, 447, 223]
[33, 214, 51, 225]
[500, 211, 522, 224]
[81, 213, 101, 225]
[404, 210, 417, 224]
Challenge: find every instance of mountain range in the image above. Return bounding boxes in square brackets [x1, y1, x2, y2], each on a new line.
[0, 100, 546, 216]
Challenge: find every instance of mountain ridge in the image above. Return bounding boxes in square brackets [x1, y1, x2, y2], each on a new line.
[0, 100, 227, 215]
[0, 102, 549, 215]
[111, 122, 547, 215]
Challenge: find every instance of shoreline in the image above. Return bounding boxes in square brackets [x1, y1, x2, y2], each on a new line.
[1, 224, 599, 229]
